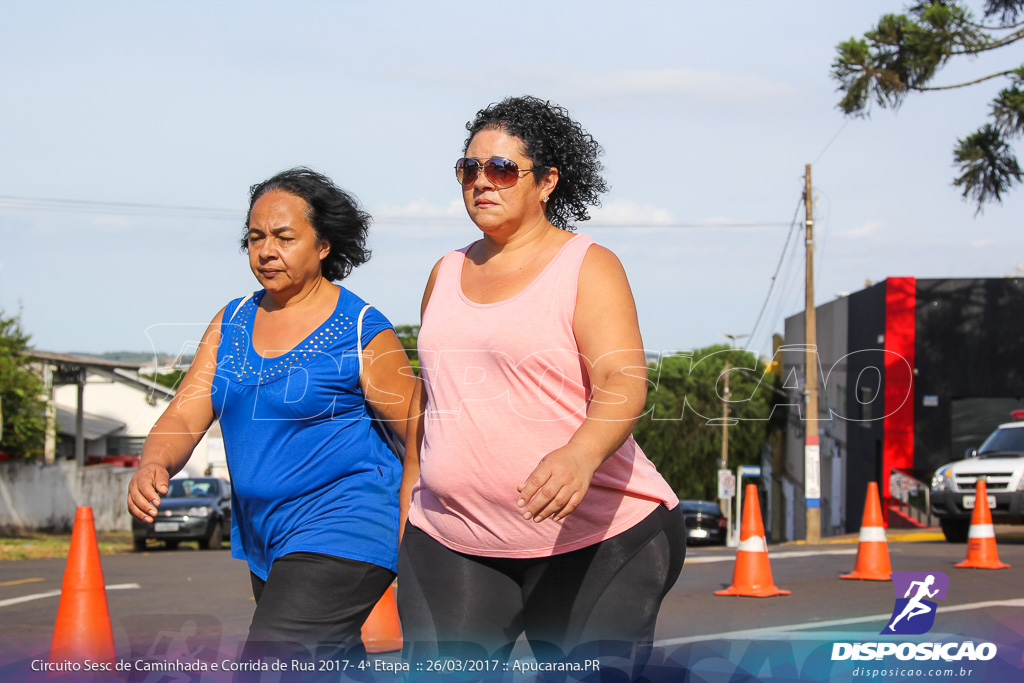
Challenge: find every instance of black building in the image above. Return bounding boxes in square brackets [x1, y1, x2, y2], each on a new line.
[782, 277, 1024, 539]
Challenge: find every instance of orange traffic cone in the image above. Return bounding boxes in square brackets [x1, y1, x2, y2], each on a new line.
[955, 480, 1010, 569]
[360, 585, 403, 653]
[715, 484, 790, 597]
[50, 507, 116, 664]
[840, 482, 892, 581]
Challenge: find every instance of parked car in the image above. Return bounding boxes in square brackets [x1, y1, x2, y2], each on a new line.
[132, 477, 231, 551]
[931, 412, 1024, 542]
[680, 500, 727, 545]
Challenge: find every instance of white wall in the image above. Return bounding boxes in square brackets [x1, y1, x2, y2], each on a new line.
[53, 370, 220, 477]
[0, 460, 136, 532]
[54, 371, 168, 436]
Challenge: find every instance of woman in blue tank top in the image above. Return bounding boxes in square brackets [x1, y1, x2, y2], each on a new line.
[126, 168, 414, 663]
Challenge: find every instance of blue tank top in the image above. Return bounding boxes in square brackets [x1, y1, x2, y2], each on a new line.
[211, 287, 400, 579]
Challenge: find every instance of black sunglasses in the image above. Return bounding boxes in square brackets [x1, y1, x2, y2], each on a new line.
[454, 157, 536, 189]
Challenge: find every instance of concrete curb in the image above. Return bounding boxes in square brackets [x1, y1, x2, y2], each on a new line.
[784, 528, 943, 545]
[783, 525, 1024, 545]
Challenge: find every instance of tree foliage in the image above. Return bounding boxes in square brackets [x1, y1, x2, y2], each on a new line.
[394, 325, 420, 376]
[0, 313, 49, 459]
[633, 345, 785, 501]
[832, 1, 1024, 211]
[394, 325, 420, 364]
[142, 370, 186, 391]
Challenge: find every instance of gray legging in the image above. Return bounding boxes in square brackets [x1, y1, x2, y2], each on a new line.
[397, 504, 686, 666]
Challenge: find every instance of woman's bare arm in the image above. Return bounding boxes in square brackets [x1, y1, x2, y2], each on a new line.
[127, 309, 224, 523]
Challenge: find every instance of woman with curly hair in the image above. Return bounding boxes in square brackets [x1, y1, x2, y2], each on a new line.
[127, 168, 414, 662]
[398, 97, 686, 666]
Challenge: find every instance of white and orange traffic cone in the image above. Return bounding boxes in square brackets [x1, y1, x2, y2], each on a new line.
[360, 585, 403, 653]
[955, 480, 1010, 569]
[841, 482, 892, 581]
[50, 507, 116, 665]
[715, 484, 791, 597]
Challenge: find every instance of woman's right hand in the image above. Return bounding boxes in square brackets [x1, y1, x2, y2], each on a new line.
[126, 308, 224, 524]
[127, 463, 171, 524]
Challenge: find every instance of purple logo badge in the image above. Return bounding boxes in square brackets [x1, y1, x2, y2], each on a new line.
[883, 571, 949, 635]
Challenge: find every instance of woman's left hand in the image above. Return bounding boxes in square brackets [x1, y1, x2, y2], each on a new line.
[516, 444, 600, 523]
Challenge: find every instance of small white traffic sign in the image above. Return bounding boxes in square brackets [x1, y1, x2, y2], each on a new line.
[718, 469, 736, 499]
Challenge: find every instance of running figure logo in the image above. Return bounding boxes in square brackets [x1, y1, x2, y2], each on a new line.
[883, 571, 949, 635]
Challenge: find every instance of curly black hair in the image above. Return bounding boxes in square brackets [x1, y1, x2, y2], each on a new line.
[242, 167, 371, 282]
[464, 95, 608, 230]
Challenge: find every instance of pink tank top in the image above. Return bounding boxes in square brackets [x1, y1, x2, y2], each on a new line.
[408, 234, 678, 558]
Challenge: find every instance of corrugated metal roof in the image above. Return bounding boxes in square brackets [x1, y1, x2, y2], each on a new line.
[22, 349, 142, 370]
[55, 407, 125, 440]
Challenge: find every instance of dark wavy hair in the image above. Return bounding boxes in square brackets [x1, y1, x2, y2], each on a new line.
[241, 167, 371, 281]
[464, 95, 608, 230]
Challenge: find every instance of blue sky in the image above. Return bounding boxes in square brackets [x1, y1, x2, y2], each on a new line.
[2, 1, 1021, 359]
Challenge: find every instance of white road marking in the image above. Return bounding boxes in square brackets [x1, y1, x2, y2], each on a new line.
[0, 589, 61, 607]
[655, 597, 1024, 646]
[686, 549, 857, 564]
[0, 582, 141, 608]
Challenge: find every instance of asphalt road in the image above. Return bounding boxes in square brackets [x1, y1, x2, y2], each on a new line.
[658, 530, 1024, 642]
[0, 544, 255, 664]
[1, 531, 1022, 680]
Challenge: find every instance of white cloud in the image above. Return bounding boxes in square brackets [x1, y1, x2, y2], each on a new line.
[90, 215, 136, 232]
[970, 239, 997, 248]
[371, 199, 464, 223]
[393, 66, 796, 106]
[590, 199, 674, 225]
[566, 68, 797, 103]
[371, 197, 680, 229]
[837, 220, 884, 239]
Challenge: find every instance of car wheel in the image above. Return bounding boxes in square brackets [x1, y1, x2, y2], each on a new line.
[202, 521, 223, 550]
[133, 537, 147, 552]
[940, 518, 969, 543]
[165, 540, 179, 550]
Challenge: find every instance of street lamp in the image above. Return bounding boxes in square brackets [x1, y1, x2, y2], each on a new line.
[721, 333, 749, 349]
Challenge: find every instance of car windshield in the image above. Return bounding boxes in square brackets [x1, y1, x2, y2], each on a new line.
[166, 479, 216, 498]
[681, 501, 721, 514]
[978, 427, 1024, 456]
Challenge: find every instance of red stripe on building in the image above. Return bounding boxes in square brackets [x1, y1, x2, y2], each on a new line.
[883, 277, 916, 518]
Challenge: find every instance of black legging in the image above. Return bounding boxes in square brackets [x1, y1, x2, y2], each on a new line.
[240, 552, 396, 664]
[398, 504, 686, 666]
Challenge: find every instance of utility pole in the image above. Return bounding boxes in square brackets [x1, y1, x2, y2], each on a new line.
[718, 332, 745, 477]
[721, 359, 731, 470]
[718, 334, 747, 545]
[804, 163, 821, 543]
[717, 333, 747, 469]
[720, 358, 732, 544]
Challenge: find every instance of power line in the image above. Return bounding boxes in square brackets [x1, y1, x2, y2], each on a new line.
[755, 220, 805, 354]
[370, 215, 793, 228]
[583, 221, 791, 229]
[766, 239, 807, 349]
[812, 120, 850, 165]
[814, 187, 832, 293]
[0, 194, 794, 230]
[378, 217, 792, 228]
[746, 157, 838, 354]
[0, 195, 242, 219]
[746, 197, 804, 347]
